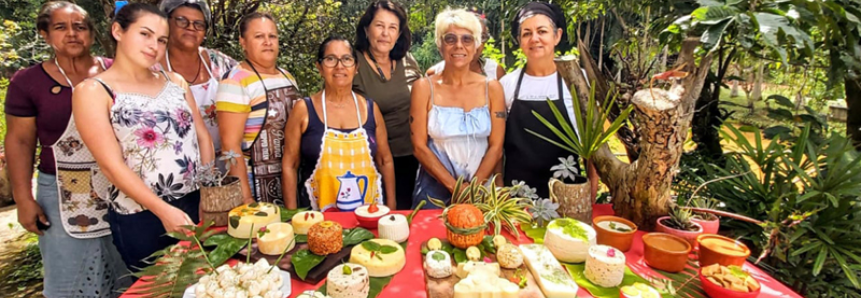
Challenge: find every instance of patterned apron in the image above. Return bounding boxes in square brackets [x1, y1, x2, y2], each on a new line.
[304, 91, 382, 212]
[49, 57, 112, 239]
[245, 62, 298, 204]
[166, 50, 222, 170]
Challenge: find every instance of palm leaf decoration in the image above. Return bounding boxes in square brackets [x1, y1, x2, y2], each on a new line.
[649, 260, 709, 298]
[430, 175, 533, 238]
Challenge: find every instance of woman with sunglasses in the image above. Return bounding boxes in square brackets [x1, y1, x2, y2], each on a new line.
[282, 36, 395, 211]
[410, 8, 506, 208]
[157, 0, 237, 170]
[426, 8, 506, 80]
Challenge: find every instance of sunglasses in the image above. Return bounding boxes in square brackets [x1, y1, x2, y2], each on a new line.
[172, 16, 206, 31]
[443, 33, 475, 46]
[320, 55, 356, 68]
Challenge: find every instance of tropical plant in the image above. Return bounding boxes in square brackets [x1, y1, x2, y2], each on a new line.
[509, 180, 538, 200]
[662, 206, 700, 232]
[528, 198, 560, 227]
[430, 175, 534, 239]
[550, 155, 581, 183]
[689, 197, 720, 221]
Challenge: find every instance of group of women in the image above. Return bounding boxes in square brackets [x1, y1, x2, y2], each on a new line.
[4, 0, 580, 297]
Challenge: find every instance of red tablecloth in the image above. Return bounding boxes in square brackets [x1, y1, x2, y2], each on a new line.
[123, 205, 802, 298]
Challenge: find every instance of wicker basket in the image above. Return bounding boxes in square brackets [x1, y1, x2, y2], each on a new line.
[549, 177, 591, 222]
[200, 176, 243, 226]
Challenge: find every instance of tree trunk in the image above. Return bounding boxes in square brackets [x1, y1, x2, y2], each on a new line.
[846, 77, 861, 148]
[751, 60, 764, 102]
[556, 38, 713, 230]
[692, 47, 734, 159]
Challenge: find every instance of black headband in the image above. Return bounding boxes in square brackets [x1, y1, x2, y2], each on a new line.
[510, 2, 567, 47]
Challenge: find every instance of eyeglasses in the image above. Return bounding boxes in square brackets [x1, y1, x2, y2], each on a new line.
[443, 33, 475, 46]
[320, 55, 356, 68]
[172, 16, 206, 31]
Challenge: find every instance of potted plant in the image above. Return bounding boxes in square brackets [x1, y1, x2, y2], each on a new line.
[198, 150, 244, 226]
[690, 197, 720, 234]
[655, 206, 703, 246]
[528, 84, 633, 223]
[548, 155, 590, 222]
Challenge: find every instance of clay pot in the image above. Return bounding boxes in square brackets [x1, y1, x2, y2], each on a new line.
[692, 215, 720, 235]
[655, 216, 703, 247]
[642, 233, 691, 273]
[549, 177, 591, 223]
[697, 234, 751, 267]
[593, 215, 638, 252]
[200, 176, 244, 226]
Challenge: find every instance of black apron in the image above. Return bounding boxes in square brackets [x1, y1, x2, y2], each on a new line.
[503, 69, 579, 199]
[246, 62, 299, 205]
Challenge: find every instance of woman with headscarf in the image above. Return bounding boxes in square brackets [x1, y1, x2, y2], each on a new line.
[157, 0, 238, 169]
[216, 12, 300, 205]
[500, 2, 582, 198]
[425, 7, 506, 80]
[411, 8, 506, 208]
[353, 0, 423, 209]
[4, 2, 130, 295]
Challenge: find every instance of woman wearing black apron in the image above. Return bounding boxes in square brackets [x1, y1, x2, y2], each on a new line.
[500, 2, 582, 198]
[216, 13, 300, 205]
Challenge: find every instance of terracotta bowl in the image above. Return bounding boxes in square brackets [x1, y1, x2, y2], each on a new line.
[354, 204, 390, 229]
[700, 268, 761, 298]
[692, 216, 720, 235]
[593, 215, 638, 252]
[642, 232, 692, 273]
[697, 234, 751, 267]
[655, 216, 703, 247]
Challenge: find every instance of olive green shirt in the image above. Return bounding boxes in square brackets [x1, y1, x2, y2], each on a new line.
[353, 52, 422, 157]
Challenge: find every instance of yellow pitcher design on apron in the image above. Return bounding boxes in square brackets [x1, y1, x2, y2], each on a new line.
[246, 61, 299, 205]
[304, 91, 382, 211]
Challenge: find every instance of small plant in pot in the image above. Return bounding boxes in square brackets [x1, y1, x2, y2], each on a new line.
[655, 206, 703, 247]
[689, 197, 720, 234]
[198, 150, 244, 226]
[548, 155, 591, 222]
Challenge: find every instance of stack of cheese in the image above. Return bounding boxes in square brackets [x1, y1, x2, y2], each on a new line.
[543, 218, 596, 263]
[453, 261, 519, 298]
[258, 222, 295, 255]
[349, 239, 406, 277]
[292, 211, 324, 235]
[520, 244, 579, 298]
[193, 259, 283, 298]
[584, 244, 626, 287]
[378, 214, 410, 243]
[227, 202, 282, 239]
[326, 263, 370, 298]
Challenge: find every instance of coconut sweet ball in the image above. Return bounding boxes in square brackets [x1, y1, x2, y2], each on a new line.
[308, 221, 344, 255]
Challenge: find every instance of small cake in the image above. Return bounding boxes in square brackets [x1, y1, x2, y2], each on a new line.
[584, 244, 626, 287]
[292, 211, 324, 235]
[227, 202, 282, 239]
[296, 291, 332, 298]
[326, 263, 370, 298]
[544, 218, 596, 263]
[349, 239, 406, 277]
[308, 221, 343, 255]
[378, 214, 409, 243]
[496, 243, 523, 269]
[424, 250, 453, 278]
[258, 222, 295, 255]
[453, 261, 519, 298]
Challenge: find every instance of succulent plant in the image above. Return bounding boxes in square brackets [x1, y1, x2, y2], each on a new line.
[528, 198, 560, 227]
[664, 206, 700, 231]
[510, 180, 538, 200]
[550, 155, 580, 183]
[198, 150, 241, 187]
[430, 175, 534, 238]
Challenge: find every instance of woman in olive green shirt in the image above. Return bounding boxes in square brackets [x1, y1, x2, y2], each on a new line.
[353, 0, 422, 210]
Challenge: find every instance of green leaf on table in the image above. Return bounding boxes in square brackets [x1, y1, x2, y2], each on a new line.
[362, 240, 382, 251]
[452, 248, 467, 264]
[521, 225, 546, 244]
[319, 275, 395, 298]
[563, 263, 676, 298]
[431, 251, 446, 261]
[203, 233, 246, 266]
[343, 228, 375, 246]
[295, 234, 308, 243]
[280, 206, 309, 222]
[292, 249, 326, 280]
[126, 244, 210, 298]
[481, 236, 497, 254]
[379, 245, 399, 254]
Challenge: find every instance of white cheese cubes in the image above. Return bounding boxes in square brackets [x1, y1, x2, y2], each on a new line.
[585, 244, 626, 287]
[544, 218, 596, 263]
[520, 244, 579, 298]
[424, 250, 453, 278]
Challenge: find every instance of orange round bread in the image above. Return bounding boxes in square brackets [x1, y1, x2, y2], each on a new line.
[308, 221, 344, 255]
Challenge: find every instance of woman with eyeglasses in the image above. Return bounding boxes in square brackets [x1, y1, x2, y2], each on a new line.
[353, 1, 422, 210]
[425, 8, 506, 80]
[216, 12, 300, 205]
[157, 0, 237, 170]
[410, 8, 506, 208]
[282, 36, 395, 211]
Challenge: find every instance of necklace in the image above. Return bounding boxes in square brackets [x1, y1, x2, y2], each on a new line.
[54, 57, 76, 90]
[167, 49, 202, 84]
[367, 52, 395, 82]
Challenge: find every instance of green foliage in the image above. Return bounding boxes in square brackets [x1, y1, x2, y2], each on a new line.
[0, 233, 42, 297]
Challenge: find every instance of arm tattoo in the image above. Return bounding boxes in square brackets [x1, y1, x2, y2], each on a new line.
[495, 111, 507, 119]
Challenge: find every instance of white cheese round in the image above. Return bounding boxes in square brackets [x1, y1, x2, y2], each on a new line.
[257, 222, 295, 255]
[584, 244, 626, 287]
[349, 239, 406, 277]
[292, 211, 324, 235]
[378, 214, 410, 243]
[424, 250, 453, 278]
[227, 203, 282, 239]
[544, 218, 596, 263]
[326, 263, 370, 298]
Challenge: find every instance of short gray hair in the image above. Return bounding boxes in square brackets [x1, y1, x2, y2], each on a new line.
[434, 8, 482, 49]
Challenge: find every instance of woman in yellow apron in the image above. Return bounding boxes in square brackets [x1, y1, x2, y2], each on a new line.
[282, 36, 396, 211]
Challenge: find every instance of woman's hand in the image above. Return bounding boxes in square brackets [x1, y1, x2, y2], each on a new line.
[17, 199, 48, 235]
[154, 204, 194, 234]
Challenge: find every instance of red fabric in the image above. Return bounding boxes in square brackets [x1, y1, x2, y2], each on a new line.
[123, 205, 802, 298]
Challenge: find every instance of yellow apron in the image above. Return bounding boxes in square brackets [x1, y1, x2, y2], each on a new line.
[304, 91, 382, 211]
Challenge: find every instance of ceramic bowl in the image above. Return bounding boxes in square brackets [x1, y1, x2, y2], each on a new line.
[593, 215, 638, 252]
[697, 234, 750, 267]
[354, 204, 390, 228]
[699, 268, 761, 298]
[642, 232, 691, 273]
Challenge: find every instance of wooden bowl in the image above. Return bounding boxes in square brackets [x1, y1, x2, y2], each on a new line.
[697, 234, 750, 267]
[593, 215, 638, 252]
[700, 268, 761, 298]
[642, 233, 691, 273]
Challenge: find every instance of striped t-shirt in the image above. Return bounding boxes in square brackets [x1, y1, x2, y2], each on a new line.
[215, 63, 298, 149]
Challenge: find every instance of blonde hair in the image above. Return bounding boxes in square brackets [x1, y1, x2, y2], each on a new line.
[434, 8, 482, 49]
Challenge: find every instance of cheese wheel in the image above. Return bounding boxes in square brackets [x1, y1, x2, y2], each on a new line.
[326, 263, 370, 298]
[258, 222, 295, 255]
[544, 218, 596, 263]
[349, 239, 406, 277]
[378, 214, 409, 243]
[584, 244, 626, 287]
[453, 262, 519, 298]
[227, 202, 282, 239]
[308, 221, 343, 255]
[520, 244, 579, 298]
[292, 211, 324, 235]
[424, 251, 453, 278]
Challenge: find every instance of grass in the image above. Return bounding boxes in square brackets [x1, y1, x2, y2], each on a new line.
[0, 232, 43, 298]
